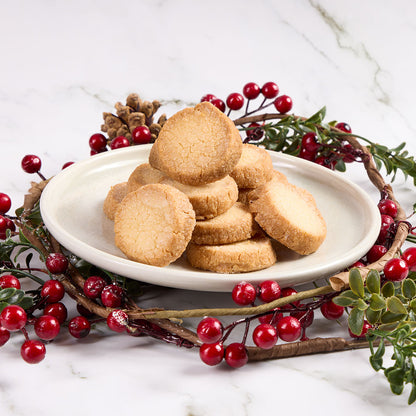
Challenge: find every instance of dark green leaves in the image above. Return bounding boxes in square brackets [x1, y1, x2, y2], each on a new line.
[0, 288, 33, 312]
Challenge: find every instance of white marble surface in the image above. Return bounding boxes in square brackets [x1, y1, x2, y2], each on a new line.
[1, 0, 416, 414]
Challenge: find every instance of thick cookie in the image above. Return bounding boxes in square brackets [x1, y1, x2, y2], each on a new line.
[149, 102, 242, 185]
[186, 236, 277, 273]
[248, 177, 326, 255]
[103, 182, 128, 221]
[114, 184, 196, 267]
[160, 175, 238, 220]
[127, 163, 166, 193]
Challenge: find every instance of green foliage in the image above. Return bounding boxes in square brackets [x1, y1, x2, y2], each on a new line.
[0, 287, 33, 312]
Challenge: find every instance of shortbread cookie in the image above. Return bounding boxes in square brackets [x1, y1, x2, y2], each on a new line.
[186, 236, 277, 273]
[248, 178, 326, 255]
[230, 144, 274, 189]
[114, 184, 196, 267]
[127, 163, 166, 193]
[103, 182, 128, 221]
[160, 175, 238, 219]
[149, 102, 242, 185]
[191, 202, 259, 245]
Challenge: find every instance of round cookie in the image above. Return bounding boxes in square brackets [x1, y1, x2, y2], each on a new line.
[191, 202, 259, 245]
[160, 175, 238, 219]
[186, 236, 277, 273]
[149, 102, 242, 185]
[114, 184, 196, 267]
[230, 144, 274, 188]
[103, 182, 128, 221]
[127, 163, 166, 193]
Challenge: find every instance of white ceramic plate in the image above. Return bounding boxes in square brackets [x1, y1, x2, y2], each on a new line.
[40, 145, 380, 292]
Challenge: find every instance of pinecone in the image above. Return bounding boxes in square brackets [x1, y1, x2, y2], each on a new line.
[101, 93, 166, 143]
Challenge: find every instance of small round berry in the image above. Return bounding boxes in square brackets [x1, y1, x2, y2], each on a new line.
[34, 315, 61, 341]
[377, 214, 395, 244]
[341, 144, 356, 163]
[0, 217, 15, 240]
[43, 302, 68, 324]
[200, 94, 216, 103]
[45, 253, 68, 274]
[243, 82, 261, 100]
[320, 300, 344, 320]
[231, 281, 256, 306]
[348, 261, 366, 269]
[224, 342, 248, 368]
[335, 122, 352, 133]
[197, 317, 223, 344]
[246, 122, 264, 140]
[89, 133, 107, 151]
[110, 136, 130, 150]
[402, 247, 416, 272]
[301, 132, 320, 153]
[274, 95, 293, 114]
[21, 155, 42, 174]
[83, 275, 107, 299]
[280, 287, 300, 309]
[0, 193, 11, 214]
[21, 340, 46, 364]
[0, 305, 27, 331]
[76, 303, 95, 318]
[132, 126, 152, 145]
[210, 98, 226, 112]
[383, 258, 409, 282]
[261, 82, 279, 99]
[68, 316, 91, 338]
[276, 316, 301, 342]
[107, 309, 128, 333]
[349, 321, 372, 339]
[299, 147, 316, 161]
[252, 323, 278, 349]
[258, 308, 283, 326]
[0, 274, 21, 289]
[226, 93, 244, 111]
[291, 307, 314, 328]
[62, 161, 74, 169]
[101, 284, 123, 308]
[366, 245, 388, 264]
[0, 326, 10, 346]
[41, 280, 65, 303]
[258, 280, 281, 303]
[199, 342, 224, 366]
[377, 199, 398, 218]
[315, 156, 336, 170]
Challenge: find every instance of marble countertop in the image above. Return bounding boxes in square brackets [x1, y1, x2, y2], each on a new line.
[1, 1, 416, 414]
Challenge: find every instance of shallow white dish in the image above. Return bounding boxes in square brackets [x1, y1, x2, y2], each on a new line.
[40, 144, 380, 292]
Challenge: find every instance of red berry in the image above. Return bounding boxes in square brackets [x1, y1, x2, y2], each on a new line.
[280, 287, 300, 309]
[402, 247, 416, 272]
[231, 281, 256, 306]
[197, 317, 223, 344]
[107, 309, 128, 333]
[110, 136, 130, 150]
[132, 126, 152, 145]
[261, 82, 279, 99]
[341, 144, 356, 163]
[76, 303, 95, 318]
[41, 280, 65, 303]
[226, 93, 244, 111]
[0, 274, 21, 289]
[276, 316, 301, 342]
[224, 342, 248, 368]
[68, 316, 91, 338]
[258, 280, 281, 303]
[101, 284, 123, 308]
[45, 253, 68, 274]
[315, 156, 336, 170]
[21, 155, 42, 174]
[43, 302, 68, 324]
[246, 122, 264, 140]
[348, 261, 366, 268]
[335, 122, 352, 133]
[320, 300, 344, 320]
[291, 307, 314, 328]
[243, 82, 261, 100]
[200, 94, 216, 103]
[210, 98, 226, 112]
[62, 162, 74, 169]
[89, 133, 107, 151]
[378, 199, 398, 218]
[366, 245, 388, 264]
[252, 323, 278, 349]
[0, 193, 11, 214]
[301, 132, 320, 153]
[0, 305, 27, 331]
[349, 321, 372, 339]
[34, 315, 60, 341]
[258, 308, 283, 326]
[83, 275, 107, 299]
[199, 342, 224, 366]
[299, 147, 316, 161]
[0, 216, 15, 239]
[274, 95, 293, 114]
[21, 340, 46, 364]
[384, 258, 409, 282]
[377, 214, 395, 244]
[0, 326, 10, 346]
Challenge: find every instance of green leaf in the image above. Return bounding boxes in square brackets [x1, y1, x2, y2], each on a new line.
[409, 383, 416, 405]
[381, 310, 407, 324]
[382, 281, 395, 298]
[0, 288, 17, 301]
[0, 301, 9, 313]
[366, 270, 381, 294]
[387, 296, 408, 315]
[348, 307, 365, 336]
[370, 355, 383, 371]
[333, 295, 356, 307]
[410, 298, 416, 313]
[17, 296, 34, 310]
[374, 338, 385, 360]
[387, 368, 406, 387]
[353, 298, 369, 311]
[349, 268, 365, 298]
[369, 293, 386, 311]
[305, 106, 326, 124]
[366, 308, 382, 325]
[402, 279, 416, 299]
[7, 290, 24, 305]
[390, 383, 404, 395]
[335, 159, 346, 172]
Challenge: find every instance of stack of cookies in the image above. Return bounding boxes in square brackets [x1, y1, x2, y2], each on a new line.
[103, 102, 327, 273]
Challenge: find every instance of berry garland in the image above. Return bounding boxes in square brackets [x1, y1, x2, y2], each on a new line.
[1, 83, 416, 404]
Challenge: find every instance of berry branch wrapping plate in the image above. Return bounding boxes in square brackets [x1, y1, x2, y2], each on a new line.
[40, 144, 380, 292]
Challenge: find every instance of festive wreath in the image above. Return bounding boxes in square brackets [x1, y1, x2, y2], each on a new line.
[0, 82, 416, 404]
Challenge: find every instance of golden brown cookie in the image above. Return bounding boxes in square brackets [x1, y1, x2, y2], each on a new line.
[149, 102, 242, 185]
[186, 236, 277, 273]
[114, 184, 196, 267]
[160, 175, 238, 219]
[103, 182, 128, 221]
[248, 177, 326, 255]
[191, 202, 259, 245]
[127, 163, 166, 193]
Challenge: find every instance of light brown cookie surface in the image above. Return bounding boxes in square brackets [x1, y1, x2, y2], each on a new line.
[149, 102, 242, 185]
[103, 182, 128, 221]
[114, 184, 196, 267]
[127, 163, 166, 193]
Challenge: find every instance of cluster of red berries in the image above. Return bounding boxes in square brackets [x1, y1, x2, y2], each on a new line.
[0, 192, 15, 240]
